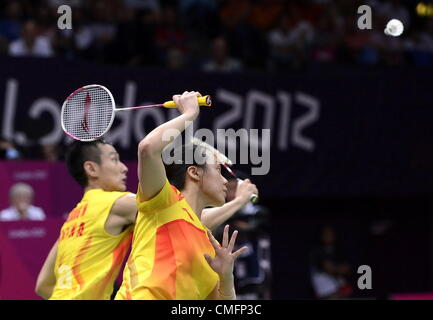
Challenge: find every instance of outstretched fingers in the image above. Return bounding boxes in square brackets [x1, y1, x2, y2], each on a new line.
[227, 229, 238, 253]
[232, 246, 248, 259]
[222, 225, 229, 248]
[204, 253, 212, 265]
[207, 231, 221, 250]
[207, 227, 247, 259]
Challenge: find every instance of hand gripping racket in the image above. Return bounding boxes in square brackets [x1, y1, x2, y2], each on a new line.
[191, 138, 259, 204]
[61, 84, 212, 141]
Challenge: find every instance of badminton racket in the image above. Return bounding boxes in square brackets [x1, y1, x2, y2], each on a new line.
[61, 84, 212, 141]
[192, 138, 259, 204]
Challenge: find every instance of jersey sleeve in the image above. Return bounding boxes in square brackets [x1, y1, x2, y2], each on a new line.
[136, 179, 179, 214]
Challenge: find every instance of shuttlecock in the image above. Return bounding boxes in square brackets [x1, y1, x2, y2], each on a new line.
[384, 19, 404, 37]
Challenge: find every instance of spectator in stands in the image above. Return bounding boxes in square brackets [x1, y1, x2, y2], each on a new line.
[154, 5, 186, 66]
[309, 224, 353, 299]
[0, 183, 46, 221]
[41, 144, 60, 162]
[0, 137, 21, 160]
[311, 4, 343, 64]
[165, 46, 186, 70]
[218, 0, 267, 69]
[202, 36, 243, 72]
[267, 12, 315, 70]
[8, 20, 54, 57]
[0, 1, 23, 42]
[80, 1, 119, 63]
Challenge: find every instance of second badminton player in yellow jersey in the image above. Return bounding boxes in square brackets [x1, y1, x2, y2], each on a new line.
[116, 91, 258, 300]
[35, 141, 137, 300]
[49, 189, 133, 300]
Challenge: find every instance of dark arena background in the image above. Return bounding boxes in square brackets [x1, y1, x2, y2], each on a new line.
[1, 0, 433, 301]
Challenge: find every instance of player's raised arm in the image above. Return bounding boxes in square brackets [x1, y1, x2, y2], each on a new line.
[137, 91, 201, 201]
[201, 179, 259, 230]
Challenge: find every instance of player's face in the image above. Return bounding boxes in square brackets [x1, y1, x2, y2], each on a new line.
[200, 154, 228, 207]
[96, 144, 128, 192]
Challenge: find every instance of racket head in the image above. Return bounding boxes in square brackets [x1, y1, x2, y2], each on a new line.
[61, 84, 116, 141]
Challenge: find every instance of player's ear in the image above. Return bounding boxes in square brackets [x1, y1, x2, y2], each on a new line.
[186, 166, 203, 182]
[84, 161, 99, 179]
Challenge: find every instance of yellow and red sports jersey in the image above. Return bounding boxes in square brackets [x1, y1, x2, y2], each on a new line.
[50, 189, 133, 300]
[115, 179, 219, 300]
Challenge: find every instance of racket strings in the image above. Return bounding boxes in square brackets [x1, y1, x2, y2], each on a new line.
[62, 86, 114, 141]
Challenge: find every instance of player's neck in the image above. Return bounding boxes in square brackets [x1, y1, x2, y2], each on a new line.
[181, 189, 206, 220]
[84, 180, 104, 193]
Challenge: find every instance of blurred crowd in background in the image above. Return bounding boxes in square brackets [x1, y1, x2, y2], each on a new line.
[0, 136, 61, 161]
[0, 0, 432, 71]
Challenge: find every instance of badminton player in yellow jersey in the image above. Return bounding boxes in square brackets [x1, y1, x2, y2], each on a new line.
[115, 91, 258, 300]
[35, 140, 136, 300]
[35, 139, 257, 299]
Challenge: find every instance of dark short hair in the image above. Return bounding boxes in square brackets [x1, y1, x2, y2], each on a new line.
[65, 139, 109, 188]
[164, 144, 208, 191]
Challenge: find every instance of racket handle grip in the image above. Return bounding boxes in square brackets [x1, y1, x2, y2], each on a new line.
[163, 95, 212, 108]
[250, 194, 259, 204]
[237, 178, 259, 204]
